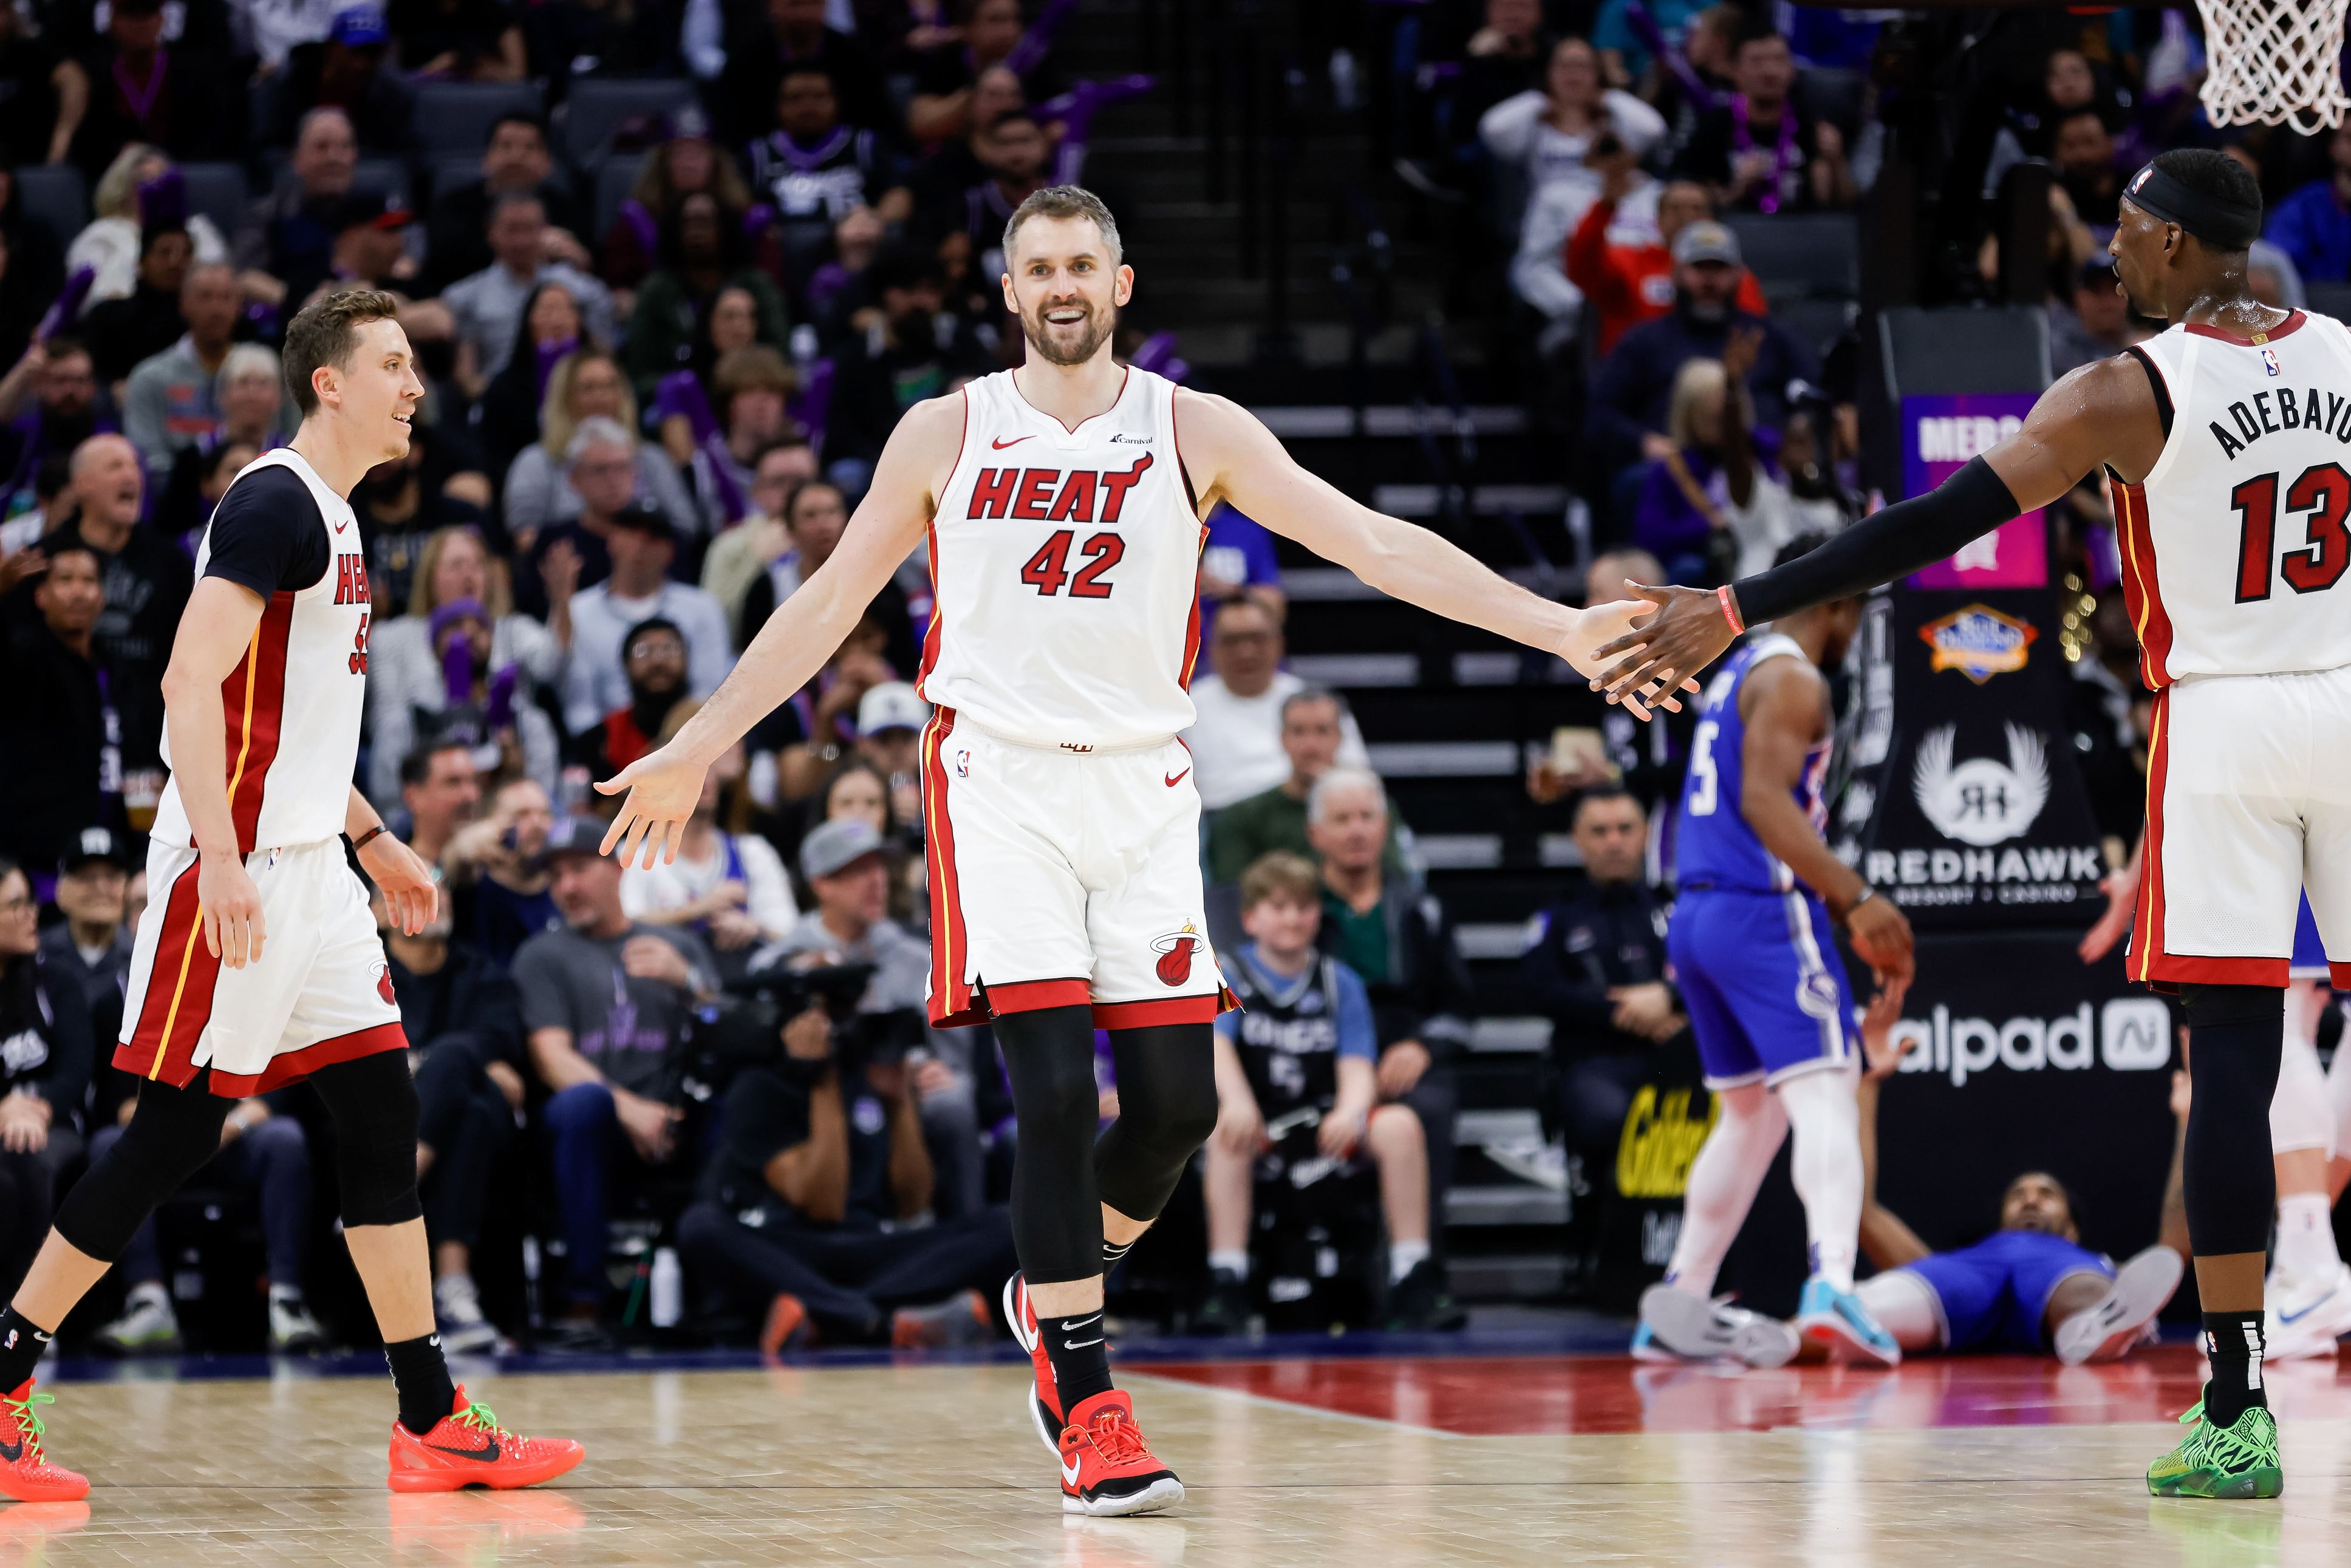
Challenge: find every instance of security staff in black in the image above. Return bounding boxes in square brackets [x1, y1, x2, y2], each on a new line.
[1518, 786, 1688, 1179]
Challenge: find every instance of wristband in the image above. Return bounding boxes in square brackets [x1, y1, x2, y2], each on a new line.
[1716, 584, 1745, 636]
[352, 824, 388, 853]
[1844, 886, 1875, 916]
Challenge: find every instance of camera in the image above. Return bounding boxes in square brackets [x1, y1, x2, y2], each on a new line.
[687, 958, 922, 1086]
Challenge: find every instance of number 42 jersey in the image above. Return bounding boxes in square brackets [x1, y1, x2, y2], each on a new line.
[2117, 309, 2351, 689]
[920, 367, 1209, 750]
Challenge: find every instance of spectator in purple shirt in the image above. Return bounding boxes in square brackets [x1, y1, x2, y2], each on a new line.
[2265, 124, 2351, 285]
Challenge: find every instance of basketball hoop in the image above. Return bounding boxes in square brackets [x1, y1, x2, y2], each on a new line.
[2194, 0, 2351, 134]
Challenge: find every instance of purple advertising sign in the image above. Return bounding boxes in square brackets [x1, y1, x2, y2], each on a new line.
[1902, 394, 2048, 589]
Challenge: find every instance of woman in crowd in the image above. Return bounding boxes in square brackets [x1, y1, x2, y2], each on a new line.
[0, 857, 93, 1300]
[367, 523, 563, 805]
[625, 191, 790, 409]
[621, 741, 797, 969]
[477, 279, 601, 480]
[502, 344, 698, 543]
[65, 143, 230, 312]
[816, 758, 923, 924]
[602, 109, 759, 291]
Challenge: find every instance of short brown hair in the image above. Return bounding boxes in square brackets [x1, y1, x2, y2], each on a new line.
[712, 345, 793, 401]
[282, 288, 401, 415]
[1001, 184, 1123, 268]
[1240, 851, 1321, 912]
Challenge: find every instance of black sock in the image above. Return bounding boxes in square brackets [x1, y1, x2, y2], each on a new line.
[0, 1308, 52, 1392]
[2201, 1310, 2267, 1426]
[1044, 1312, 1114, 1417]
[384, 1332, 458, 1435]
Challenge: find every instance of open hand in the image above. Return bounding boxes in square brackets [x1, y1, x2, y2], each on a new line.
[359, 831, 438, 935]
[1588, 581, 1739, 710]
[1319, 1103, 1368, 1160]
[596, 741, 714, 868]
[1562, 598, 1699, 717]
[2078, 859, 2138, 964]
[199, 849, 267, 968]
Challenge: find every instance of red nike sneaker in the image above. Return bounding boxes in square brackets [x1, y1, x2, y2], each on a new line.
[1002, 1272, 1061, 1451]
[0, 1381, 87, 1502]
[1057, 1390, 1182, 1517]
[386, 1386, 585, 1493]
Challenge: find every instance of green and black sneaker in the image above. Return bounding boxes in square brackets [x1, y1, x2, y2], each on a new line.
[2146, 1397, 2284, 1500]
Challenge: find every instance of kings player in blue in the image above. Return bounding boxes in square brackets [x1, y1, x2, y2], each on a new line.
[1633, 533, 1916, 1368]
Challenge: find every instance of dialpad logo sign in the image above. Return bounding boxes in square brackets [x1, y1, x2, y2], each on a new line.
[1890, 997, 2173, 1085]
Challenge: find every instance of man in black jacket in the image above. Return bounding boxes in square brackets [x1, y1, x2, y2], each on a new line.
[1518, 786, 1688, 1178]
[1308, 765, 1475, 1246]
[0, 530, 121, 873]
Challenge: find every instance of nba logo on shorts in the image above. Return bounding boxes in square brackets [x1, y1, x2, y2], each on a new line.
[1151, 925, 1202, 986]
[954, 750, 971, 778]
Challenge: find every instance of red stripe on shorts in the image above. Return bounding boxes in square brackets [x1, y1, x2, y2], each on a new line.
[118, 859, 223, 1087]
[921, 709, 981, 1027]
[206, 1021, 408, 1097]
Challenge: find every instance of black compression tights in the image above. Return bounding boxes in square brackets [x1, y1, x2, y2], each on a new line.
[55, 1050, 422, 1264]
[2180, 983, 2284, 1258]
[993, 1006, 1218, 1286]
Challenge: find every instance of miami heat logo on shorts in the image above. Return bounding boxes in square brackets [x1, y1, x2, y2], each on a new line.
[1151, 924, 1204, 986]
[374, 961, 396, 1006]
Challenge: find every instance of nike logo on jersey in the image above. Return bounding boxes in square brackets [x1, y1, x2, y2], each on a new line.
[1164, 768, 1190, 788]
[992, 435, 1034, 449]
[333, 519, 350, 533]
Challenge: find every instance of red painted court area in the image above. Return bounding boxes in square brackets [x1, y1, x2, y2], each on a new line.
[1144, 1344, 2351, 1437]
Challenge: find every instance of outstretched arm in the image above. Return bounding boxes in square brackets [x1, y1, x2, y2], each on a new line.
[1588, 352, 2168, 703]
[596, 395, 954, 864]
[1173, 388, 1682, 712]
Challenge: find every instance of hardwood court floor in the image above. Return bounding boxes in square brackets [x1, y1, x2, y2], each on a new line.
[4, 1344, 2349, 1566]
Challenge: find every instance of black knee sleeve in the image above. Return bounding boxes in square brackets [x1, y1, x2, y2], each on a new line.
[309, 1049, 424, 1228]
[1095, 1023, 1218, 1224]
[53, 1077, 233, 1261]
[994, 1005, 1104, 1285]
[2182, 983, 2284, 1258]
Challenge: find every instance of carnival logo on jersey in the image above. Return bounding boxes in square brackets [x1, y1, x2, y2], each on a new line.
[1917, 604, 2036, 683]
[1911, 723, 2050, 848]
[1152, 923, 1203, 986]
[966, 452, 1152, 524]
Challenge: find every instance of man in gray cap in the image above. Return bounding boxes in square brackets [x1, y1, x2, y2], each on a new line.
[754, 819, 987, 1218]
[1586, 217, 1817, 495]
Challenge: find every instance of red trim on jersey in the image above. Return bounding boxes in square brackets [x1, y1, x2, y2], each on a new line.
[223, 591, 296, 854]
[1010, 363, 1131, 434]
[2331, 961, 2351, 990]
[206, 1022, 409, 1097]
[1093, 988, 1237, 1030]
[2185, 309, 2304, 344]
[119, 859, 223, 1086]
[2112, 478, 2174, 690]
[986, 978, 1093, 1015]
[1178, 522, 1209, 689]
[913, 392, 967, 700]
[921, 709, 982, 1028]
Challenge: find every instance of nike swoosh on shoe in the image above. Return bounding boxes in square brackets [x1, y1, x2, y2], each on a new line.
[428, 1438, 500, 1462]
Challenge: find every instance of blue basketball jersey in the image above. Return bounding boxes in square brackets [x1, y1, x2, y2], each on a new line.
[1675, 635, 1829, 895]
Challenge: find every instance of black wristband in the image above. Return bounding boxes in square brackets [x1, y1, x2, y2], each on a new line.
[351, 824, 387, 853]
[1730, 455, 2022, 624]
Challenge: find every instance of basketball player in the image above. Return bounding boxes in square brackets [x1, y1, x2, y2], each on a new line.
[1592, 149, 2324, 1499]
[0, 290, 581, 1504]
[1631, 533, 1913, 1370]
[595, 185, 1663, 1516]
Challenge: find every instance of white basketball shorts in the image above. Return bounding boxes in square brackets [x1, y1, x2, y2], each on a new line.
[2131, 664, 2351, 989]
[115, 835, 406, 1094]
[920, 709, 1235, 1029]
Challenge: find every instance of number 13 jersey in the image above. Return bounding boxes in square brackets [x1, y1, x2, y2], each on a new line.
[2118, 309, 2351, 689]
[920, 366, 1208, 749]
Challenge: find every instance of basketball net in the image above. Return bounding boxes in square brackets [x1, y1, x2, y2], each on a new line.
[2194, 0, 2351, 134]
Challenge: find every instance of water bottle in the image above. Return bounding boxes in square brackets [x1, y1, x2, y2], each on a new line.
[649, 1246, 683, 1329]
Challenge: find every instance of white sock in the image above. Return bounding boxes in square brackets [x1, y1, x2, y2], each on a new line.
[1778, 1068, 1865, 1294]
[1388, 1239, 1430, 1283]
[2278, 1192, 2342, 1284]
[1662, 1083, 1788, 1300]
[1208, 1250, 1249, 1280]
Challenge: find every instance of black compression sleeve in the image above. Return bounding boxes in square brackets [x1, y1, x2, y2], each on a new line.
[1730, 455, 2023, 624]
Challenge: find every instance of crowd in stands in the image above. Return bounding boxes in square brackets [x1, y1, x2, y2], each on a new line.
[0, 0, 2282, 1354]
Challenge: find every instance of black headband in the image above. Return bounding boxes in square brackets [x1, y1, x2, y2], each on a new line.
[2121, 163, 2261, 252]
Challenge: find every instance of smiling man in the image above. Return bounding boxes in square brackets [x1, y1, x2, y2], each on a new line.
[0, 290, 581, 1505]
[595, 185, 1663, 1516]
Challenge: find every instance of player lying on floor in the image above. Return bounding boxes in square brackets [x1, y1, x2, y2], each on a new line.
[1639, 1022, 2186, 1366]
[1197, 852, 1461, 1333]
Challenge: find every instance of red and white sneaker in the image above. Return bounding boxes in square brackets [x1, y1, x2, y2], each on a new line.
[0, 1381, 87, 1502]
[387, 1386, 585, 1493]
[1002, 1272, 1062, 1452]
[1057, 1390, 1182, 1517]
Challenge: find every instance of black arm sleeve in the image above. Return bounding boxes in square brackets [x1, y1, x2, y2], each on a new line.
[200, 465, 333, 598]
[1731, 455, 2023, 624]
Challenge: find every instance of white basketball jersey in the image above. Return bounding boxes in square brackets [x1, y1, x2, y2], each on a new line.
[920, 367, 1207, 749]
[151, 448, 372, 853]
[2120, 309, 2351, 688]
